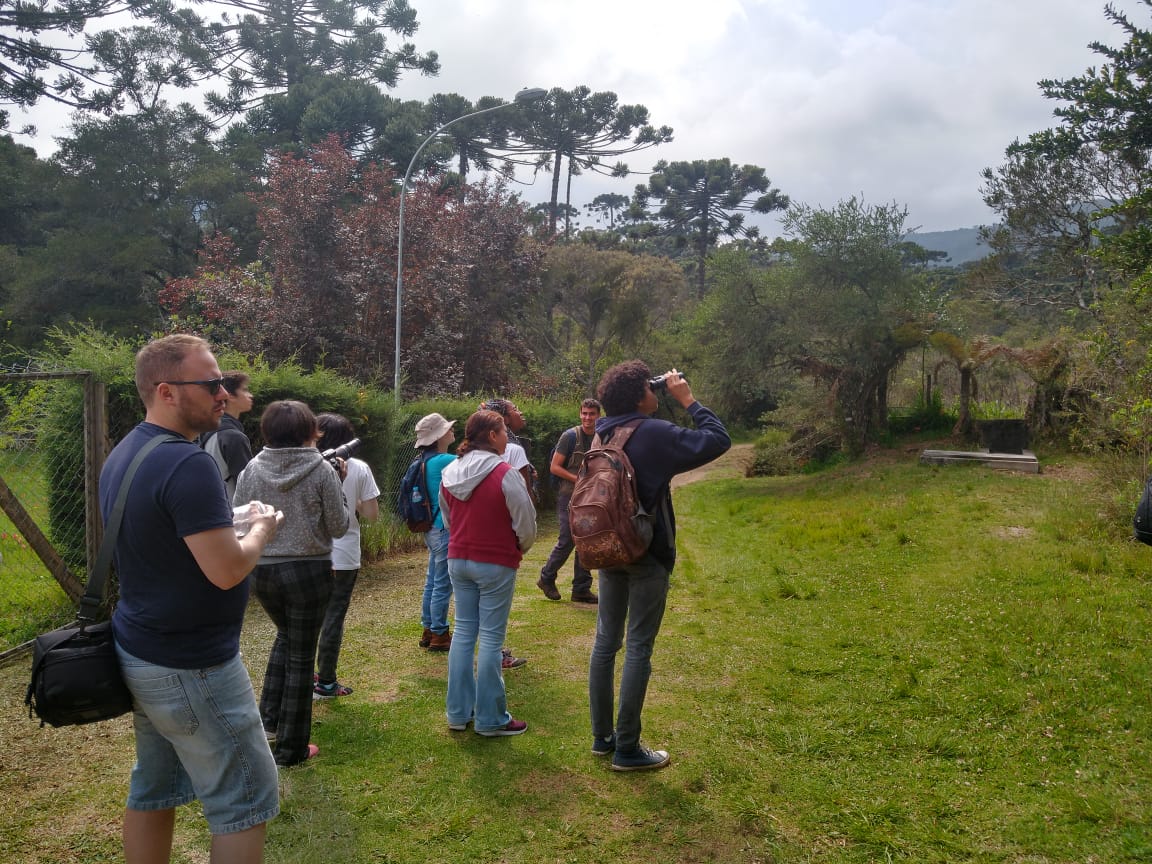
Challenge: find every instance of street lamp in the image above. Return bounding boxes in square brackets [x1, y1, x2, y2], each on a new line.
[394, 86, 549, 399]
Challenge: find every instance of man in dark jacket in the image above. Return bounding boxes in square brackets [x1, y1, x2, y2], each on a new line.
[588, 360, 730, 771]
[199, 371, 255, 501]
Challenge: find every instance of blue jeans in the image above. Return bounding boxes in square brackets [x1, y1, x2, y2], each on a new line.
[116, 646, 279, 834]
[421, 526, 452, 634]
[446, 559, 517, 731]
[588, 555, 670, 754]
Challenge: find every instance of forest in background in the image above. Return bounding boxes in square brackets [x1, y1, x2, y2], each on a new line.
[4, 0, 1152, 462]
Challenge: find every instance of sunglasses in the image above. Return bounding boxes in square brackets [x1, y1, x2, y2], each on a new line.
[155, 378, 227, 394]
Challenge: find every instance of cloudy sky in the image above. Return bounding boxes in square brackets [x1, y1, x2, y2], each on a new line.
[392, 0, 1121, 234]
[15, 0, 1126, 234]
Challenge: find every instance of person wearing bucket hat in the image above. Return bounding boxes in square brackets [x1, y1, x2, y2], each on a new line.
[414, 413, 457, 651]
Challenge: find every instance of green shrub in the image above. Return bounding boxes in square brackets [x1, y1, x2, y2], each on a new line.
[888, 390, 956, 436]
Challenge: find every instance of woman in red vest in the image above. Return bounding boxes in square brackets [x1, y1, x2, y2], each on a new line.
[438, 410, 537, 736]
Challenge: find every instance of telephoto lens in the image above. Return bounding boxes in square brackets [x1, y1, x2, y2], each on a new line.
[321, 437, 361, 470]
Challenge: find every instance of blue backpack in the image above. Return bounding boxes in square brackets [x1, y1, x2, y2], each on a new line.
[398, 452, 435, 532]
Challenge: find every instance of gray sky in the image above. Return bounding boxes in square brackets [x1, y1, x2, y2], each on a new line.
[14, 0, 1125, 234]
[392, 0, 1121, 233]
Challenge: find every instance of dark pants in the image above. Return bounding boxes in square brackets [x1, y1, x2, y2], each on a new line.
[540, 493, 593, 594]
[252, 559, 332, 766]
[316, 568, 358, 684]
[588, 555, 669, 754]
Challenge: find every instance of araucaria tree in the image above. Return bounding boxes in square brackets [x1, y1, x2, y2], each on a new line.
[513, 86, 673, 237]
[0, 0, 151, 128]
[633, 158, 789, 296]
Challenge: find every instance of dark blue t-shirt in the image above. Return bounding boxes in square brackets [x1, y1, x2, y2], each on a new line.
[102, 422, 241, 668]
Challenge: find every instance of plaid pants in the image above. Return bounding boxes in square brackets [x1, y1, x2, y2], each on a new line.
[252, 559, 332, 766]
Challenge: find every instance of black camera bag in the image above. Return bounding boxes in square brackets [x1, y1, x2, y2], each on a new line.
[27, 620, 131, 727]
[25, 433, 180, 727]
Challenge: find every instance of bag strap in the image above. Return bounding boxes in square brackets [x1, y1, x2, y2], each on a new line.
[593, 417, 644, 451]
[77, 433, 183, 624]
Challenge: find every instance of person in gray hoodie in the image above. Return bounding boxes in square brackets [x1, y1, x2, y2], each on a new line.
[234, 400, 349, 766]
[439, 409, 537, 736]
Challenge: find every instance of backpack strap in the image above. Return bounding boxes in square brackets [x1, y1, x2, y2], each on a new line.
[78, 433, 183, 624]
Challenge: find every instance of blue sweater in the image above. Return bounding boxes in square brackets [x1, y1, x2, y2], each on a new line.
[595, 402, 730, 571]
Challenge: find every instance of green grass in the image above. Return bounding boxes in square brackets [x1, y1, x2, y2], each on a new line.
[0, 450, 76, 644]
[2, 447, 1151, 862]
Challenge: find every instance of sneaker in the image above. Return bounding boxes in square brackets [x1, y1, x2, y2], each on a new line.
[591, 734, 616, 757]
[611, 746, 671, 772]
[447, 718, 472, 731]
[313, 680, 353, 701]
[306, 743, 320, 760]
[501, 648, 527, 669]
[571, 590, 598, 604]
[536, 575, 561, 601]
[419, 627, 434, 649]
[476, 718, 528, 737]
[427, 631, 452, 652]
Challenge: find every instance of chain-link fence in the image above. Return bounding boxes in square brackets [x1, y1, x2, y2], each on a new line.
[1, 368, 104, 654]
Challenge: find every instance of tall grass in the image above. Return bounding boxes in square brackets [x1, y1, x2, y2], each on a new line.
[2, 448, 1150, 862]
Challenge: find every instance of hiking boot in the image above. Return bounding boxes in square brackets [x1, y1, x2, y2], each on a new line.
[571, 590, 598, 604]
[536, 576, 561, 601]
[427, 631, 452, 652]
[611, 746, 671, 772]
[591, 733, 616, 757]
[501, 648, 526, 669]
[419, 627, 433, 649]
[476, 718, 528, 737]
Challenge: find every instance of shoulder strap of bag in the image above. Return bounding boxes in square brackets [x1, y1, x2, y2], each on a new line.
[597, 418, 644, 450]
[77, 433, 183, 624]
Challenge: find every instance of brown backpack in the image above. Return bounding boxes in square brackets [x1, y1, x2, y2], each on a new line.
[569, 420, 652, 568]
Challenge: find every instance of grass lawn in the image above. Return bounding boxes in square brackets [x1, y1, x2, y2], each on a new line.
[2, 445, 1150, 862]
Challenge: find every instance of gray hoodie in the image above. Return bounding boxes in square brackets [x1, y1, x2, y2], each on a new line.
[439, 450, 537, 553]
[234, 447, 350, 564]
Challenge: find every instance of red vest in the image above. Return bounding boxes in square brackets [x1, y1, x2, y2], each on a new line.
[444, 462, 523, 568]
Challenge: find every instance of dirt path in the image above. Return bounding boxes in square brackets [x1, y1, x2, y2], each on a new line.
[671, 442, 754, 488]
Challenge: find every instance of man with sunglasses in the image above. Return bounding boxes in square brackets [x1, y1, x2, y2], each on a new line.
[101, 334, 284, 863]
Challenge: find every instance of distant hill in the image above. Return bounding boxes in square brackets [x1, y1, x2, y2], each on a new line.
[905, 227, 990, 266]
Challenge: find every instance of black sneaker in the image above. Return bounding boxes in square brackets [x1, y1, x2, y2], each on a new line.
[611, 746, 671, 772]
[591, 734, 616, 757]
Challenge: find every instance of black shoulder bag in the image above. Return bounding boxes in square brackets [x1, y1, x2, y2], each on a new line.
[25, 433, 180, 727]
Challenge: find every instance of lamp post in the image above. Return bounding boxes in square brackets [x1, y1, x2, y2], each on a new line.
[393, 87, 548, 399]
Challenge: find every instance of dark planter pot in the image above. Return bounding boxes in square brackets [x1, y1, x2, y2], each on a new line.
[978, 419, 1028, 454]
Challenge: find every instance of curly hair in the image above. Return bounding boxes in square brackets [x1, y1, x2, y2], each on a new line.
[596, 360, 651, 416]
[457, 410, 505, 457]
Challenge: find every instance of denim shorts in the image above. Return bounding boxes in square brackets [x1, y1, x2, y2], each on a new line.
[116, 645, 280, 834]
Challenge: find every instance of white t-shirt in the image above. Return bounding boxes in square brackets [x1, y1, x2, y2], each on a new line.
[502, 441, 530, 471]
[332, 457, 381, 570]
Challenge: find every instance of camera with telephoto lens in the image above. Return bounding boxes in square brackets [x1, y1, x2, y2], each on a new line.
[321, 438, 361, 471]
[649, 372, 686, 393]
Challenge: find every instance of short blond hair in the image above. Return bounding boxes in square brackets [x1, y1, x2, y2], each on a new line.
[134, 334, 211, 405]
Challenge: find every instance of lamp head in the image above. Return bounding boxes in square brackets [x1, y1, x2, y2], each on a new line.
[513, 87, 548, 103]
